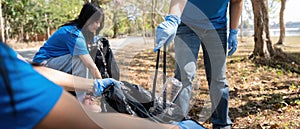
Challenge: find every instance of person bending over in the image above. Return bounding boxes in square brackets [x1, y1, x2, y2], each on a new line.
[33, 3, 104, 111]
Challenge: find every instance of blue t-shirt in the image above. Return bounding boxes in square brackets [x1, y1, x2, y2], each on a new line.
[33, 25, 89, 63]
[0, 43, 63, 129]
[181, 0, 230, 29]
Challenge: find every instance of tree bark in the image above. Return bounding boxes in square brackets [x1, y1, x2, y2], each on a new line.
[251, 0, 265, 57]
[112, 4, 119, 38]
[262, 0, 275, 56]
[251, 0, 274, 59]
[151, 0, 157, 45]
[276, 0, 286, 45]
[0, 0, 5, 42]
[240, 11, 244, 42]
[142, 0, 147, 43]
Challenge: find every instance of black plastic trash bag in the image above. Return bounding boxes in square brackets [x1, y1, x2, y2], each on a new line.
[100, 81, 186, 123]
[91, 37, 187, 123]
[90, 36, 120, 80]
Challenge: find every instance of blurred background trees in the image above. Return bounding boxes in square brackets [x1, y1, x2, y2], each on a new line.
[0, 0, 170, 43]
[0, 0, 294, 54]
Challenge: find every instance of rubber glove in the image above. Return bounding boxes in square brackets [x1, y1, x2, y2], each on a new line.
[227, 29, 238, 56]
[93, 78, 121, 97]
[154, 14, 181, 52]
[176, 119, 206, 129]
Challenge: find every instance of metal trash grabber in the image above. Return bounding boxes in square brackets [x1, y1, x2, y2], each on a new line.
[151, 45, 168, 109]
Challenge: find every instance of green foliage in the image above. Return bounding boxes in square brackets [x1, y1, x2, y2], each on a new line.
[45, 0, 83, 29]
[2, 0, 170, 41]
[2, 0, 82, 41]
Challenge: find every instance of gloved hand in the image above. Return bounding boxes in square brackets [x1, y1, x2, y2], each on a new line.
[154, 14, 181, 52]
[93, 78, 121, 97]
[227, 29, 238, 56]
[176, 119, 206, 129]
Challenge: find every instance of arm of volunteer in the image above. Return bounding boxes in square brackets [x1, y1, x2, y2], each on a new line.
[33, 66, 94, 92]
[229, 0, 243, 30]
[169, 0, 187, 17]
[35, 90, 180, 129]
[153, 0, 187, 52]
[228, 0, 243, 56]
[78, 54, 102, 79]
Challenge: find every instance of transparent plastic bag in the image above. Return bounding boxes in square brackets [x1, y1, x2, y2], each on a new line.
[157, 77, 182, 103]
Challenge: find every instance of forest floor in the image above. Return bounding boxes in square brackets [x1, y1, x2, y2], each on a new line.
[112, 36, 300, 129]
[10, 36, 300, 129]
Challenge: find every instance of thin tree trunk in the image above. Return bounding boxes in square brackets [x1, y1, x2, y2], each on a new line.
[46, 14, 50, 39]
[151, 0, 157, 45]
[5, 20, 9, 41]
[0, 0, 5, 42]
[251, 0, 265, 57]
[142, 0, 147, 43]
[262, 0, 274, 57]
[19, 26, 24, 42]
[276, 0, 286, 45]
[240, 12, 244, 42]
[112, 4, 119, 38]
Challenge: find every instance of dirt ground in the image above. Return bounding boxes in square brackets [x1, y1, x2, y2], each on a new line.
[9, 36, 300, 129]
[112, 36, 300, 129]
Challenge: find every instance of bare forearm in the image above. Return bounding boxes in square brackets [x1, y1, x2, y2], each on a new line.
[33, 66, 94, 91]
[87, 112, 179, 129]
[36, 91, 179, 129]
[34, 91, 101, 129]
[79, 54, 102, 79]
[230, 0, 243, 29]
[169, 0, 187, 17]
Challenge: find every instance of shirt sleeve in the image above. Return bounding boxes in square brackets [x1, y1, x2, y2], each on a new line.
[73, 36, 89, 56]
[65, 28, 89, 56]
[0, 43, 63, 129]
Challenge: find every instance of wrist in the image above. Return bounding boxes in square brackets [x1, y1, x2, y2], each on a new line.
[230, 29, 238, 34]
[89, 79, 96, 94]
[165, 14, 181, 25]
[93, 79, 104, 96]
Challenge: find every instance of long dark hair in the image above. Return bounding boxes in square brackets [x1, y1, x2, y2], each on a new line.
[0, 42, 17, 116]
[61, 3, 105, 45]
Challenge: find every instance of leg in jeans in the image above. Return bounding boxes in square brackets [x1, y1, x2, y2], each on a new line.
[173, 23, 232, 128]
[173, 23, 201, 119]
[201, 28, 232, 128]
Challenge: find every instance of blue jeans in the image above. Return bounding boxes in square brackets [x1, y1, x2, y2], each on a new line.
[173, 23, 232, 128]
[42, 54, 91, 102]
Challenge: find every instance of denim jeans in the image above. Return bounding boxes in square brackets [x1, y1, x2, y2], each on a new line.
[42, 54, 91, 102]
[173, 23, 232, 128]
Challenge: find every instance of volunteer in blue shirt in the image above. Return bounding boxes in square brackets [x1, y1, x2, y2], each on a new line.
[0, 42, 204, 129]
[33, 3, 104, 109]
[0, 42, 114, 129]
[154, 0, 243, 128]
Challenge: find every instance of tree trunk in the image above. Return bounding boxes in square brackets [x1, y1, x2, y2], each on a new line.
[250, 0, 274, 59]
[112, 4, 119, 38]
[151, 0, 157, 45]
[240, 12, 244, 42]
[0, 0, 5, 42]
[262, 0, 275, 56]
[251, 0, 266, 57]
[276, 0, 286, 45]
[142, 0, 147, 43]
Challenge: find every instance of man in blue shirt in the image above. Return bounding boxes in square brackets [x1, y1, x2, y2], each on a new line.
[154, 0, 243, 128]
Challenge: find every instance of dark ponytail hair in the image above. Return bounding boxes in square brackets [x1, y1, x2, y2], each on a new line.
[61, 3, 105, 46]
[61, 3, 104, 30]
